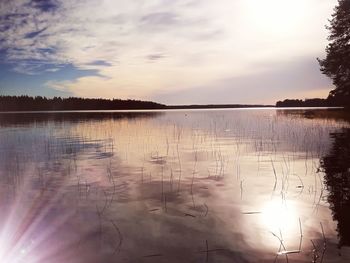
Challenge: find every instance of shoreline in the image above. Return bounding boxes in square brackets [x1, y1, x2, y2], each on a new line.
[0, 106, 344, 114]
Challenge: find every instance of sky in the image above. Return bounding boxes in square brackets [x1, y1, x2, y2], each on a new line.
[0, 0, 337, 104]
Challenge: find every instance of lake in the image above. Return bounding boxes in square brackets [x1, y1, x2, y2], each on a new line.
[0, 108, 349, 263]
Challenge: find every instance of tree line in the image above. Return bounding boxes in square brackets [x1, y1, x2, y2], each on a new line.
[276, 97, 344, 107]
[318, 0, 350, 107]
[0, 96, 166, 111]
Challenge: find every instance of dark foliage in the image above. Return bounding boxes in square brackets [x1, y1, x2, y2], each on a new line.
[321, 128, 350, 247]
[318, 0, 350, 107]
[275, 98, 336, 107]
[0, 96, 166, 111]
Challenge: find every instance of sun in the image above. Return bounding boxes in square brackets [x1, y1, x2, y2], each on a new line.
[243, 0, 308, 35]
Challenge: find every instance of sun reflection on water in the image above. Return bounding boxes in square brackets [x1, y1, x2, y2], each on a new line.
[261, 199, 299, 234]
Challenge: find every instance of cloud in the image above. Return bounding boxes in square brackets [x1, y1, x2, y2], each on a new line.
[25, 27, 47, 38]
[141, 12, 180, 26]
[152, 58, 333, 105]
[45, 67, 60, 72]
[86, 60, 112, 67]
[0, 0, 338, 102]
[30, 0, 60, 12]
[146, 53, 166, 61]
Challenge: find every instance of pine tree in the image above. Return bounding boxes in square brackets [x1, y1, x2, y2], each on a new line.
[318, 0, 350, 106]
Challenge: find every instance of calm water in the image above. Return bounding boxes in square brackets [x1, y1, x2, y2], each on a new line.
[0, 108, 350, 263]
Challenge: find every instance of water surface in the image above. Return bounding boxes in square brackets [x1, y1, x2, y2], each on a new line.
[0, 108, 350, 263]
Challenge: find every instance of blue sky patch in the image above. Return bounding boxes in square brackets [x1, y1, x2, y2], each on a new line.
[0, 63, 99, 97]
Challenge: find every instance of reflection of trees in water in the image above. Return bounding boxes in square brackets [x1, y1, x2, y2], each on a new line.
[0, 111, 162, 126]
[321, 128, 350, 247]
[277, 108, 350, 122]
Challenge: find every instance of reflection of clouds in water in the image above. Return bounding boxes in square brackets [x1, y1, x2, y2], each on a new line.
[0, 130, 113, 182]
[0, 109, 349, 262]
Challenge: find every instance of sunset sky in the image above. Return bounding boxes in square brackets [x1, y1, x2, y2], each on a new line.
[0, 0, 337, 104]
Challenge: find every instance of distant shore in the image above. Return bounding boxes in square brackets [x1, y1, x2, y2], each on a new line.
[0, 95, 345, 112]
[0, 95, 276, 111]
[166, 104, 274, 109]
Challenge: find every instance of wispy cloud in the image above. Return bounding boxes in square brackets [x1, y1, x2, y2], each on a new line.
[0, 0, 337, 101]
[152, 57, 333, 105]
[141, 12, 180, 26]
[146, 53, 166, 62]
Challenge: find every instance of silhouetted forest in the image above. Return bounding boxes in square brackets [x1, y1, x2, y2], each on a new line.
[0, 95, 276, 111]
[275, 97, 344, 107]
[0, 96, 166, 111]
[318, 0, 350, 108]
[0, 95, 344, 111]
